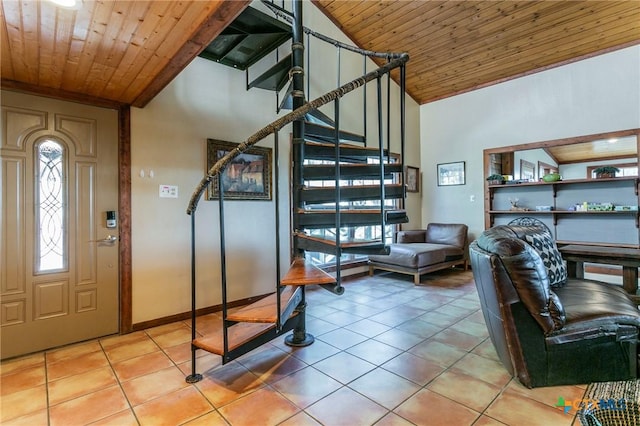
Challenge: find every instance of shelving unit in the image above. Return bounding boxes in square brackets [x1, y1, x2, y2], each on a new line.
[485, 177, 640, 247]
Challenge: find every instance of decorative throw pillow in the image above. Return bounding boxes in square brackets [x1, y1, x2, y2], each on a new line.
[525, 232, 568, 288]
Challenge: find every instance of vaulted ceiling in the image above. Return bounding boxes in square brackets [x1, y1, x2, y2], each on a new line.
[1, 0, 639, 108]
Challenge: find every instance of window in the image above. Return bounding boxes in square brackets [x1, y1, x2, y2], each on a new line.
[36, 139, 66, 272]
[587, 162, 638, 179]
[303, 156, 400, 267]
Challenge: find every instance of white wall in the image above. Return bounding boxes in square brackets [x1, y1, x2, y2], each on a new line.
[130, 3, 420, 324]
[420, 45, 640, 241]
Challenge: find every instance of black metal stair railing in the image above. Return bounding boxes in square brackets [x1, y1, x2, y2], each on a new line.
[185, 0, 409, 382]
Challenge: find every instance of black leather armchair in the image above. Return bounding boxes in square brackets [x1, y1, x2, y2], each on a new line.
[469, 223, 640, 388]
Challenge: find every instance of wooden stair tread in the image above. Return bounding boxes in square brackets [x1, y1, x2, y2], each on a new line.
[227, 286, 299, 323]
[296, 208, 403, 214]
[294, 232, 382, 248]
[193, 322, 275, 356]
[281, 258, 336, 286]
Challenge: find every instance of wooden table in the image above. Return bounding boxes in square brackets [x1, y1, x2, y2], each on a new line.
[558, 244, 640, 295]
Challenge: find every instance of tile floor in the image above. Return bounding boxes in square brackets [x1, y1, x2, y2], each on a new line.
[1, 269, 586, 426]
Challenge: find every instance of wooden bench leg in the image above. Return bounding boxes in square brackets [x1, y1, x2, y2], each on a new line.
[369, 265, 375, 277]
[414, 273, 420, 285]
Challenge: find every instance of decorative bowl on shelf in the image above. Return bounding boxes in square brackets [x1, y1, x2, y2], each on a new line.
[542, 173, 561, 182]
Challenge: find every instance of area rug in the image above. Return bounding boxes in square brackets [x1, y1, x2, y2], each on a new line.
[573, 379, 640, 426]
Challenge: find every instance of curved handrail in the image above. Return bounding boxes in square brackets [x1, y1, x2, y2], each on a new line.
[263, 1, 405, 60]
[186, 53, 409, 215]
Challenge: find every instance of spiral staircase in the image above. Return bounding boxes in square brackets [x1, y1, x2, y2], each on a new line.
[185, 1, 409, 383]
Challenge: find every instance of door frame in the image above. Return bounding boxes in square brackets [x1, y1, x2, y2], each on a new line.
[118, 106, 133, 334]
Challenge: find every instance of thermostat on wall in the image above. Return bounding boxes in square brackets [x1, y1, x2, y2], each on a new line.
[159, 185, 178, 198]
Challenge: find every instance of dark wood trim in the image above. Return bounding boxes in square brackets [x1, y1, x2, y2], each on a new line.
[131, 293, 272, 332]
[119, 106, 133, 334]
[1, 79, 126, 110]
[132, 1, 251, 108]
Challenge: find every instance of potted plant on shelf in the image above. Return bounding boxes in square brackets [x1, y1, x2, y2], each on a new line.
[486, 174, 505, 185]
[593, 166, 620, 179]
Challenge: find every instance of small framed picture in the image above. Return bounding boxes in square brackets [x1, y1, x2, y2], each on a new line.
[437, 161, 465, 186]
[406, 166, 419, 193]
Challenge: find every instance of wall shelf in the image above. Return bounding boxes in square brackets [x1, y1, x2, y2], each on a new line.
[486, 177, 640, 246]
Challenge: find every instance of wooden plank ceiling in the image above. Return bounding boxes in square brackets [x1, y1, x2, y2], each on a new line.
[1, 0, 638, 109]
[314, 0, 640, 104]
[0, 0, 249, 108]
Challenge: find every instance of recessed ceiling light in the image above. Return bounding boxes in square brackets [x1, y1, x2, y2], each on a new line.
[49, 0, 77, 8]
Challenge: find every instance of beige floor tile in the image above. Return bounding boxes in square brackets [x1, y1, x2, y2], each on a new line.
[382, 352, 447, 386]
[346, 339, 403, 365]
[278, 411, 323, 426]
[349, 368, 421, 409]
[427, 370, 502, 412]
[306, 386, 388, 425]
[322, 310, 366, 326]
[505, 379, 586, 409]
[394, 388, 480, 426]
[99, 331, 148, 350]
[103, 336, 159, 363]
[283, 339, 341, 365]
[133, 386, 213, 426]
[183, 410, 229, 426]
[48, 366, 118, 406]
[312, 351, 376, 384]
[150, 326, 192, 349]
[316, 327, 368, 350]
[472, 338, 502, 362]
[0, 385, 47, 423]
[375, 411, 416, 426]
[0, 364, 46, 396]
[0, 353, 44, 376]
[418, 310, 460, 328]
[120, 366, 189, 406]
[49, 385, 129, 426]
[47, 350, 109, 381]
[177, 351, 223, 377]
[88, 409, 138, 426]
[163, 341, 194, 364]
[237, 346, 307, 384]
[373, 328, 426, 350]
[450, 353, 512, 387]
[485, 387, 573, 425]
[472, 415, 508, 425]
[45, 341, 102, 364]
[0, 408, 48, 426]
[217, 386, 300, 426]
[408, 339, 467, 367]
[348, 318, 392, 338]
[431, 327, 487, 351]
[145, 321, 190, 338]
[271, 366, 342, 409]
[395, 318, 442, 339]
[112, 350, 174, 382]
[195, 362, 265, 407]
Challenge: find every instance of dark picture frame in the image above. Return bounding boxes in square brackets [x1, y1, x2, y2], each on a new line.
[406, 166, 420, 193]
[437, 161, 466, 186]
[206, 139, 272, 201]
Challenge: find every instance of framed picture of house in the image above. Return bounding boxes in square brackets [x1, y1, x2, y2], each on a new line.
[206, 139, 272, 200]
[437, 161, 465, 186]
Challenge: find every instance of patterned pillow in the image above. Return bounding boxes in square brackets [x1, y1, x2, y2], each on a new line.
[525, 232, 568, 288]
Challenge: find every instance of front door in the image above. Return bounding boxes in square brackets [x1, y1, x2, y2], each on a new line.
[1, 91, 119, 359]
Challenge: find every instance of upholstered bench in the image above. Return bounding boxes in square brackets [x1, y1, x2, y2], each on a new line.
[368, 223, 469, 284]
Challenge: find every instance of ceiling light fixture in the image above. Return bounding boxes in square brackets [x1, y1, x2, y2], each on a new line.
[607, 138, 619, 144]
[49, 0, 77, 8]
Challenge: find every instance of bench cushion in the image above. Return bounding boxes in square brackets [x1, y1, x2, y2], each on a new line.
[369, 243, 463, 269]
